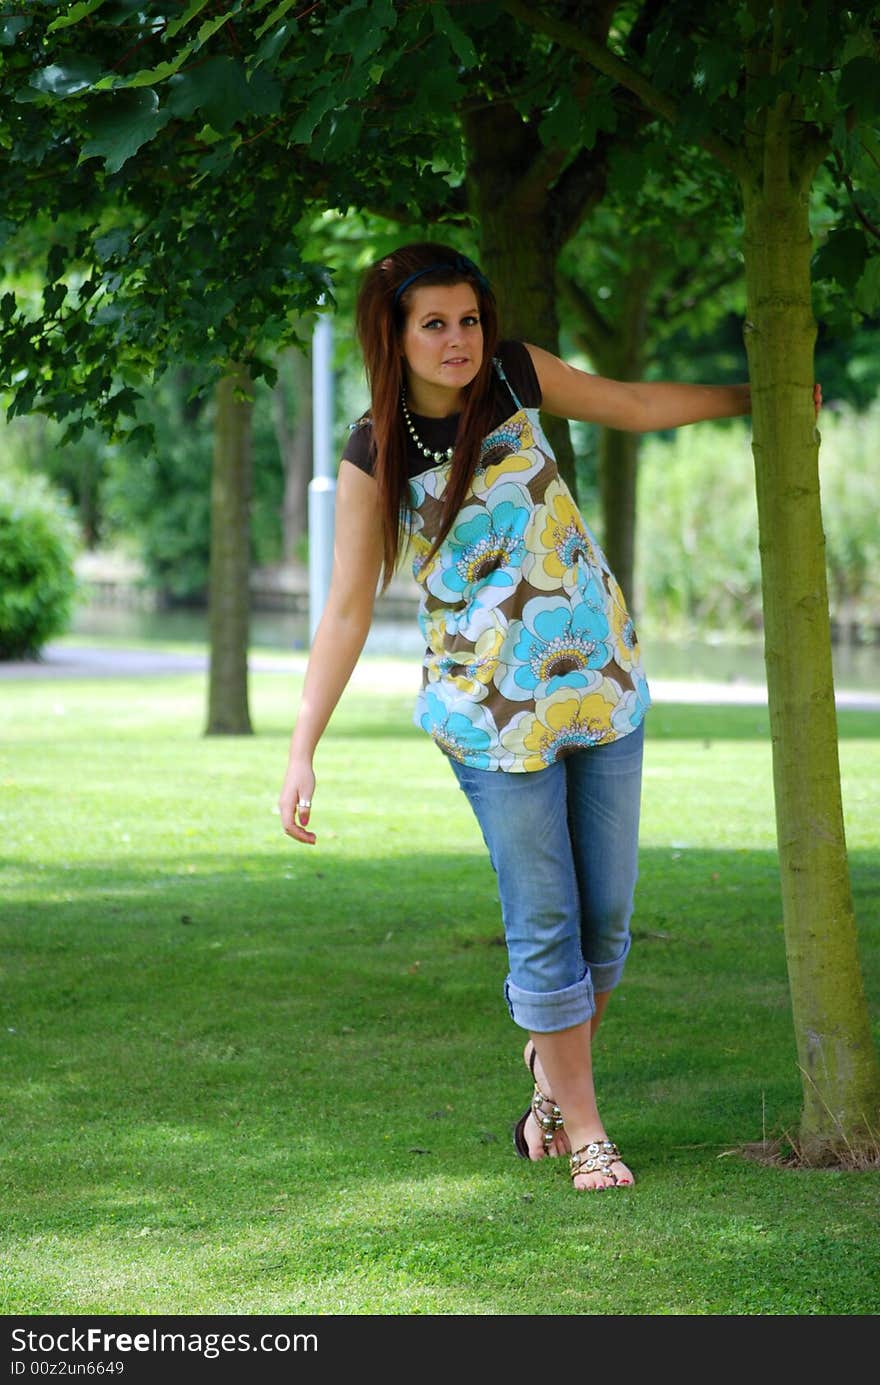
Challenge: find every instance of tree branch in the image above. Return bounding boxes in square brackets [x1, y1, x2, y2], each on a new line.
[513, 67, 599, 216]
[362, 184, 469, 227]
[551, 141, 613, 247]
[500, 0, 746, 179]
[658, 262, 744, 325]
[557, 270, 614, 357]
[832, 149, 880, 243]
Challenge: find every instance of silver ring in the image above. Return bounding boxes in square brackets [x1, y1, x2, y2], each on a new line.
[297, 799, 311, 810]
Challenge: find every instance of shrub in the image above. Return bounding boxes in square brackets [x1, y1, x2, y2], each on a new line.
[634, 404, 880, 636]
[0, 473, 79, 659]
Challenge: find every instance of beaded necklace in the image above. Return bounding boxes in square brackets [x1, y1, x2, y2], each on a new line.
[401, 393, 454, 465]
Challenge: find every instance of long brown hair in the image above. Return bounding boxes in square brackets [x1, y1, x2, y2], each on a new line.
[354, 242, 499, 588]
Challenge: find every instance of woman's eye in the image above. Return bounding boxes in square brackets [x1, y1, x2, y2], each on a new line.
[421, 316, 480, 330]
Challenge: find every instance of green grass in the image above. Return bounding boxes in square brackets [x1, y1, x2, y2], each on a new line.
[1, 661, 879, 1315]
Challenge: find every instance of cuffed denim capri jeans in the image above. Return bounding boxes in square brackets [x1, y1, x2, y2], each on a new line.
[449, 721, 644, 1034]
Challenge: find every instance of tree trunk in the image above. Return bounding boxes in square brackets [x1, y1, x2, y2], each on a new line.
[740, 105, 880, 1159]
[205, 364, 253, 736]
[561, 261, 650, 610]
[591, 268, 650, 611]
[78, 450, 102, 549]
[463, 105, 578, 494]
[274, 343, 312, 562]
[598, 427, 639, 611]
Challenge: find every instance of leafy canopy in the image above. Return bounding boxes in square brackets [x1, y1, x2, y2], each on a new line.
[0, 0, 476, 439]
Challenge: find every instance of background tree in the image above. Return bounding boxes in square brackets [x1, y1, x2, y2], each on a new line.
[557, 134, 745, 606]
[273, 344, 312, 565]
[207, 364, 253, 735]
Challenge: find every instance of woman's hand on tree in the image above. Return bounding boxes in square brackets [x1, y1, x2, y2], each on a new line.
[814, 382, 823, 419]
[278, 759, 317, 845]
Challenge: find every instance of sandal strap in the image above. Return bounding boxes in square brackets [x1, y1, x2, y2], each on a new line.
[527, 1042, 538, 1080]
[569, 1139, 623, 1179]
[531, 1082, 564, 1147]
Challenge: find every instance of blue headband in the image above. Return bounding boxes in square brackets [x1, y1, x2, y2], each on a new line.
[392, 254, 491, 308]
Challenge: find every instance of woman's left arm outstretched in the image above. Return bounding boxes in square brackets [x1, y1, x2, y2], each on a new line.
[526, 341, 750, 432]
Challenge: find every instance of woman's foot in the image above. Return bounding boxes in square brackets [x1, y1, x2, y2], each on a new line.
[514, 1040, 571, 1160]
[524, 1020, 634, 1190]
[569, 1138, 634, 1190]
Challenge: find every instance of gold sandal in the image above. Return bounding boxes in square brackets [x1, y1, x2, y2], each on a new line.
[513, 1043, 564, 1159]
[569, 1139, 631, 1187]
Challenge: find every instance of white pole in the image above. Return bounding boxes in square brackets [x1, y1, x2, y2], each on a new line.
[308, 312, 337, 645]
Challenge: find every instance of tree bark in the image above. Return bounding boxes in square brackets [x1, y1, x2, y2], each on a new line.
[592, 268, 650, 611]
[273, 344, 312, 562]
[598, 427, 640, 611]
[740, 103, 880, 1159]
[205, 364, 253, 736]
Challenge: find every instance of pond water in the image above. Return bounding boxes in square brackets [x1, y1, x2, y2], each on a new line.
[69, 602, 880, 694]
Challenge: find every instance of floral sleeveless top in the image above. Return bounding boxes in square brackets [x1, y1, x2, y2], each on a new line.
[405, 358, 650, 771]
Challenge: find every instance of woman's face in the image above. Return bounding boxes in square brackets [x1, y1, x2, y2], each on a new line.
[399, 281, 484, 413]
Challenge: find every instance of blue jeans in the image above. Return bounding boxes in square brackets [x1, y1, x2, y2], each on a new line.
[449, 722, 644, 1033]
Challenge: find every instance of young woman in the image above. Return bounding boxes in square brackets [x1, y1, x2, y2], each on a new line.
[278, 241, 753, 1191]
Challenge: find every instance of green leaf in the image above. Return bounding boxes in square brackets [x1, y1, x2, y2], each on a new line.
[43, 283, 68, 316]
[124, 424, 155, 450]
[194, 123, 224, 145]
[47, 0, 108, 32]
[94, 229, 132, 262]
[194, 145, 234, 177]
[47, 243, 68, 282]
[697, 41, 742, 95]
[0, 16, 31, 45]
[813, 227, 869, 290]
[539, 89, 581, 149]
[79, 90, 173, 173]
[194, 10, 239, 50]
[582, 85, 617, 150]
[105, 386, 139, 421]
[255, 0, 299, 41]
[246, 67, 282, 119]
[165, 0, 213, 41]
[853, 255, 880, 315]
[28, 54, 105, 98]
[290, 81, 340, 144]
[431, 5, 478, 68]
[92, 302, 124, 327]
[328, 0, 396, 66]
[839, 57, 880, 121]
[251, 22, 296, 69]
[94, 47, 196, 91]
[166, 57, 252, 133]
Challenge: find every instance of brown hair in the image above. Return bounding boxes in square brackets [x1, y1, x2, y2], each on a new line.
[354, 242, 499, 588]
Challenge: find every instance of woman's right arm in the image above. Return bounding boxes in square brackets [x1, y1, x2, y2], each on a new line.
[278, 460, 384, 845]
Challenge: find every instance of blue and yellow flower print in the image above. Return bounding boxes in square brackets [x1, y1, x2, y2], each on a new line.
[408, 401, 650, 771]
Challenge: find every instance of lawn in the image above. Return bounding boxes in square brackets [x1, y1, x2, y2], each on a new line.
[1, 656, 879, 1316]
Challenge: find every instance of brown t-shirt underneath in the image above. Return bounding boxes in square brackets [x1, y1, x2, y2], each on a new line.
[341, 339, 542, 478]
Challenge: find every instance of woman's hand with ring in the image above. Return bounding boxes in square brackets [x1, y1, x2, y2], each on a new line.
[278, 759, 316, 845]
